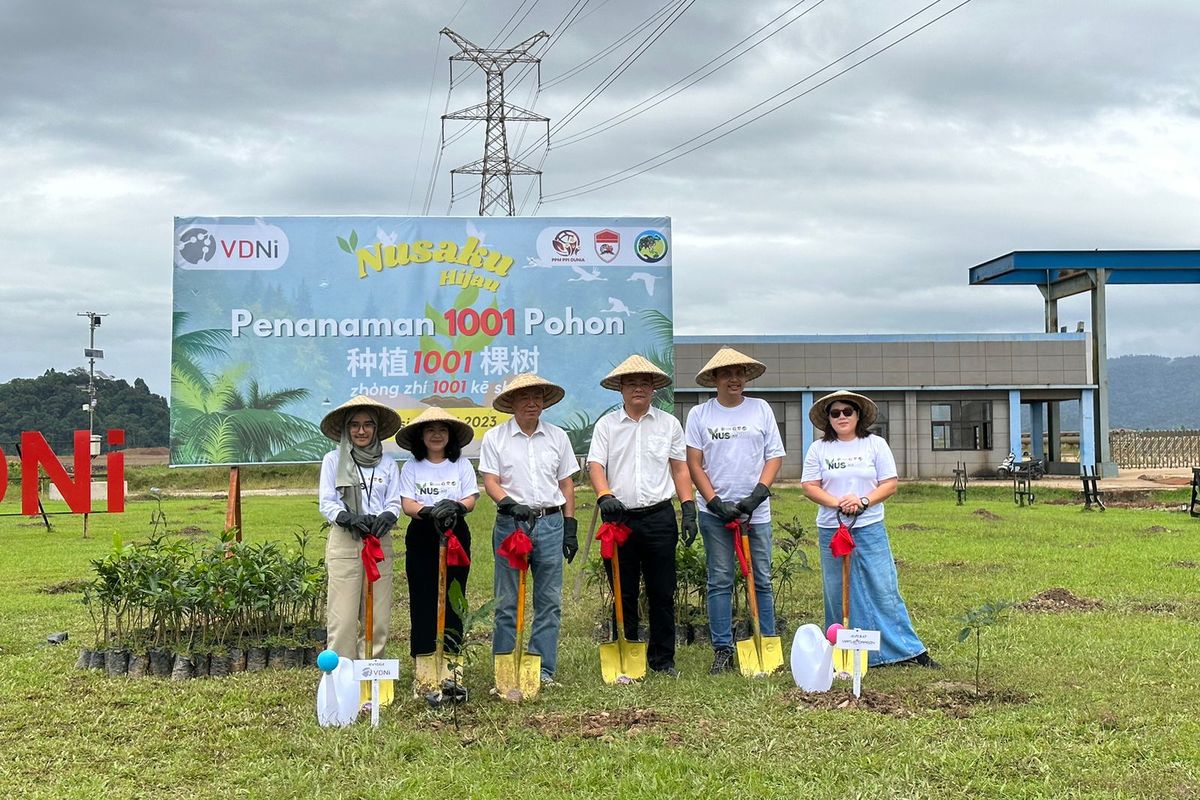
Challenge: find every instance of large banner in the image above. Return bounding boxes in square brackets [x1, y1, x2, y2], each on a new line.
[171, 216, 673, 465]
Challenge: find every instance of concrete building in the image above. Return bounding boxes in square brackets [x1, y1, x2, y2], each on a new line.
[673, 333, 1096, 480]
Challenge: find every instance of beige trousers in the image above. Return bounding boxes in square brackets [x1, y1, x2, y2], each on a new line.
[325, 523, 394, 660]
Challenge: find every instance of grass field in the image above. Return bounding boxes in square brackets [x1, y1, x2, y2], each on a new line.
[1, 480, 1198, 799]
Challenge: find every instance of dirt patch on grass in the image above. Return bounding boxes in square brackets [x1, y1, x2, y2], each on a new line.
[40, 579, 88, 594]
[895, 523, 927, 531]
[177, 525, 210, 537]
[1169, 560, 1197, 569]
[1132, 601, 1182, 614]
[1143, 525, 1170, 533]
[972, 509, 1002, 521]
[1017, 587, 1103, 612]
[525, 708, 674, 741]
[781, 682, 1028, 719]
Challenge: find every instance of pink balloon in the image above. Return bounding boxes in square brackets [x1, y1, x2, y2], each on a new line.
[825, 623, 844, 645]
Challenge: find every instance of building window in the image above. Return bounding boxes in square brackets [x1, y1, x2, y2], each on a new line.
[931, 401, 992, 450]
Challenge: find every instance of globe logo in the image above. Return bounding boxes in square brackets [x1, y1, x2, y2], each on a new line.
[635, 230, 668, 263]
[178, 227, 216, 264]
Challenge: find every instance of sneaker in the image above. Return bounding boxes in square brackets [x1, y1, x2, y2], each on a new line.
[652, 665, 680, 678]
[540, 673, 560, 687]
[709, 648, 736, 675]
[898, 651, 941, 669]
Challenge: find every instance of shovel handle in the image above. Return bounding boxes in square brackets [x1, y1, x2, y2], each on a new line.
[841, 553, 850, 628]
[364, 573, 374, 660]
[740, 528, 764, 643]
[609, 546, 626, 644]
[514, 561, 527, 666]
[435, 535, 448, 662]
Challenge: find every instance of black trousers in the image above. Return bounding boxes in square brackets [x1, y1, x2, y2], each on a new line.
[405, 516, 471, 659]
[604, 502, 678, 670]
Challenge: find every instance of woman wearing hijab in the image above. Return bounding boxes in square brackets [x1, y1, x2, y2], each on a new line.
[800, 390, 936, 668]
[318, 396, 404, 662]
[395, 407, 479, 674]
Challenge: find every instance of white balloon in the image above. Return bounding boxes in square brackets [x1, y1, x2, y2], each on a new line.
[316, 656, 360, 727]
[790, 624, 834, 692]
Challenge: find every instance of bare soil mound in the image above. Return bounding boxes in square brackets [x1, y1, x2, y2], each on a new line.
[780, 682, 1029, 718]
[1017, 587, 1103, 612]
[525, 708, 674, 740]
[972, 509, 1002, 521]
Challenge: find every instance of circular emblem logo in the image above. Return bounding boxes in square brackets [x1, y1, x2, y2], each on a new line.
[552, 229, 581, 256]
[178, 227, 216, 264]
[634, 230, 668, 263]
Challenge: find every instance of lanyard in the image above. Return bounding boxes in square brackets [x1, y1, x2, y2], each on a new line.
[355, 464, 376, 506]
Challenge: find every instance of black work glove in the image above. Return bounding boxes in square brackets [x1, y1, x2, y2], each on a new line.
[352, 514, 376, 538]
[680, 500, 698, 547]
[334, 510, 353, 529]
[371, 511, 398, 537]
[706, 495, 740, 523]
[562, 516, 579, 563]
[497, 496, 532, 522]
[597, 493, 627, 524]
[432, 499, 466, 531]
[735, 483, 771, 517]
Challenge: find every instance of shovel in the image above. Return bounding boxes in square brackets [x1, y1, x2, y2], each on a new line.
[494, 522, 540, 701]
[599, 532, 647, 683]
[358, 566, 395, 708]
[733, 519, 784, 676]
[413, 531, 454, 695]
[831, 512, 868, 677]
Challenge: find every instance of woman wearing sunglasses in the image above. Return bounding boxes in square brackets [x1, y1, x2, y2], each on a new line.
[800, 390, 936, 667]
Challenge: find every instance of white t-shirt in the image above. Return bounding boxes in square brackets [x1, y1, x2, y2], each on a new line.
[586, 405, 686, 508]
[478, 417, 579, 509]
[685, 397, 785, 525]
[801, 434, 898, 528]
[398, 457, 480, 507]
[317, 450, 403, 523]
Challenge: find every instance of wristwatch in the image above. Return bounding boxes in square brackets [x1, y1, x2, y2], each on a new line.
[859, 496, 871, 510]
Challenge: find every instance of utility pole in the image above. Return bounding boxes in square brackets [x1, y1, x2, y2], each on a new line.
[77, 311, 106, 539]
[441, 28, 550, 216]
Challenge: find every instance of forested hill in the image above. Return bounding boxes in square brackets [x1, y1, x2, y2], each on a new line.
[1107, 355, 1200, 429]
[0, 369, 168, 450]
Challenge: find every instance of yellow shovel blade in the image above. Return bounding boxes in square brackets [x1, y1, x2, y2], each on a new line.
[599, 639, 648, 684]
[832, 646, 869, 676]
[736, 635, 785, 677]
[359, 678, 396, 708]
[413, 654, 453, 694]
[494, 652, 541, 702]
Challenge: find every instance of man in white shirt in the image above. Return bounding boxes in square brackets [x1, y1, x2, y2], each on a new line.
[587, 355, 697, 678]
[685, 347, 785, 674]
[479, 373, 579, 685]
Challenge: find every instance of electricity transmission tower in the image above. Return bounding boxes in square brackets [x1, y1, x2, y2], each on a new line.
[441, 28, 550, 216]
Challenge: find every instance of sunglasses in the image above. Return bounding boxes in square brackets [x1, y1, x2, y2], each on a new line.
[827, 407, 857, 419]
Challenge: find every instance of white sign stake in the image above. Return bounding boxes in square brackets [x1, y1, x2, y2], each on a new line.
[354, 658, 400, 727]
[835, 628, 880, 698]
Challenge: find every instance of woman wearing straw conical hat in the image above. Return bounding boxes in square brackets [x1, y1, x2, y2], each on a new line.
[684, 347, 785, 674]
[586, 354, 696, 677]
[800, 390, 937, 668]
[395, 407, 479, 677]
[478, 373, 579, 686]
[318, 396, 404, 663]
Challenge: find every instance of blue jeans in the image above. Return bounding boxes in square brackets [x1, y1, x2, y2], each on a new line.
[492, 514, 564, 678]
[818, 520, 926, 666]
[699, 512, 776, 649]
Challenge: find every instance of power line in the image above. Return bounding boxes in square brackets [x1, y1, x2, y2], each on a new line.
[543, 0, 973, 203]
[542, 0, 680, 88]
[408, 37, 445, 214]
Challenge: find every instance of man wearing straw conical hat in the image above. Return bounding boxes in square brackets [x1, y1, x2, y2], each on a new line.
[479, 373, 579, 686]
[318, 396, 404, 663]
[587, 354, 696, 678]
[685, 347, 785, 674]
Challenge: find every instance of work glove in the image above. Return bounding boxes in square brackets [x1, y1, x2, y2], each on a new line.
[497, 496, 533, 522]
[680, 500, 698, 547]
[432, 499, 467, 531]
[334, 510, 353, 529]
[735, 483, 771, 517]
[706, 495, 741, 523]
[371, 511, 398, 537]
[562, 516, 579, 563]
[597, 493, 627, 524]
[353, 514, 376, 538]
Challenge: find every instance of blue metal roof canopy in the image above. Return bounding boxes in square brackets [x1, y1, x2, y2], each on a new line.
[969, 249, 1200, 477]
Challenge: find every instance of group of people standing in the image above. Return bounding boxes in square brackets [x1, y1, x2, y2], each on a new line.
[317, 345, 936, 699]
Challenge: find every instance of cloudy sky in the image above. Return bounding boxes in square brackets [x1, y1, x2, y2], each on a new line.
[3, 0, 1198, 397]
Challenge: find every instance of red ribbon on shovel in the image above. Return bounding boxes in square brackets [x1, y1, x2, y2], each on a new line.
[497, 528, 533, 570]
[595, 521, 631, 560]
[445, 530, 471, 567]
[829, 520, 856, 558]
[724, 519, 750, 577]
[360, 534, 385, 583]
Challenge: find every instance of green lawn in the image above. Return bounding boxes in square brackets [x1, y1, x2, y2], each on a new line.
[1, 481, 1197, 799]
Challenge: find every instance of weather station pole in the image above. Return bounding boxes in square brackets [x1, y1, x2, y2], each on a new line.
[77, 311, 107, 538]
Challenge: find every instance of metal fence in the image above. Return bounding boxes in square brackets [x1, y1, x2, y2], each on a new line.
[1110, 430, 1200, 469]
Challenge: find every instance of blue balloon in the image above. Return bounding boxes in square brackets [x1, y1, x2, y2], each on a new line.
[316, 648, 340, 673]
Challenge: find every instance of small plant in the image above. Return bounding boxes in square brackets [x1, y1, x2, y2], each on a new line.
[441, 579, 495, 727]
[956, 600, 1014, 695]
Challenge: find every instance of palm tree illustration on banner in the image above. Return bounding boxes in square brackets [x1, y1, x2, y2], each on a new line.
[171, 312, 328, 464]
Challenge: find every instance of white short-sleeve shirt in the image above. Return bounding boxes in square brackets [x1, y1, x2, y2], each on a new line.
[478, 417, 578, 509]
[398, 457, 480, 507]
[801, 434, 898, 528]
[685, 396, 785, 525]
[586, 405, 685, 508]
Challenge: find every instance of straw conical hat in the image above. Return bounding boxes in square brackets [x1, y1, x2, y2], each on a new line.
[695, 346, 766, 388]
[809, 390, 878, 430]
[394, 406, 475, 451]
[600, 354, 672, 391]
[492, 373, 566, 413]
[319, 395, 403, 442]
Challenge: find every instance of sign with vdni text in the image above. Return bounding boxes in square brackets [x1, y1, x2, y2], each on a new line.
[171, 216, 673, 465]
